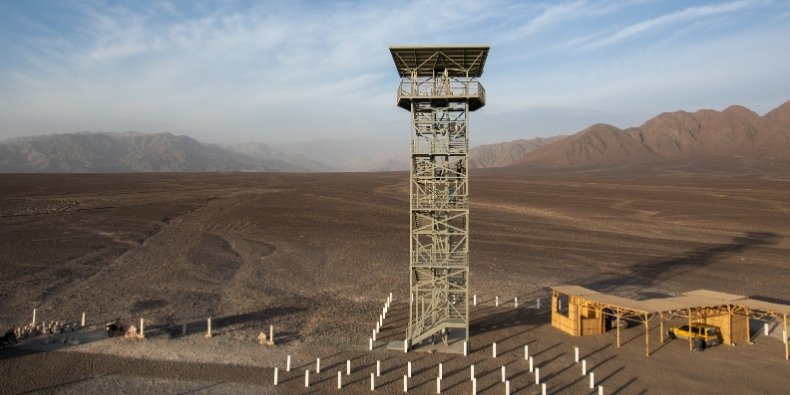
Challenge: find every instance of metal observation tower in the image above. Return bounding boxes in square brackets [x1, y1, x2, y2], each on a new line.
[390, 45, 489, 351]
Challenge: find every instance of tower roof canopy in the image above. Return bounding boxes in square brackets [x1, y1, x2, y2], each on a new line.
[389, 45, 489, 78]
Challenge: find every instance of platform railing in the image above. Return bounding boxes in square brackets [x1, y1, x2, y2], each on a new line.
[398, 80, 484, 100]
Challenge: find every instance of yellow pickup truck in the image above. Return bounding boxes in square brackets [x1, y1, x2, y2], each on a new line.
[668, 323, 722, 350]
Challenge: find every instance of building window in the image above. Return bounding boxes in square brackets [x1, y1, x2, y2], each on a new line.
[557, 293, 569, 317]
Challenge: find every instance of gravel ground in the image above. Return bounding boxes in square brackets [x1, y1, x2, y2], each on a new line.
[1, 170, 789, 394]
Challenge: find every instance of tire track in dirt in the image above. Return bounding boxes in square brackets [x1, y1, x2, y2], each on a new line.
[473, 199, 737, 244]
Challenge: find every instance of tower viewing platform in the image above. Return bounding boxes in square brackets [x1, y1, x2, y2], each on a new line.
[390, 45, 488, 111]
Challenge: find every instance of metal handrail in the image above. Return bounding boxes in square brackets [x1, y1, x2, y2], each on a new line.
[398, 80, 484, 98]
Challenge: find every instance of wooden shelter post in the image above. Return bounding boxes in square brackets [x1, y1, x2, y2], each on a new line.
[784, 313, 788, 361]
[659, 312, 664, 343]
[644, 313, 650, 357]
[746, 308, 751, 344]
[616, 310, 621, 348]
[596, 307, 603, 335]
[688, 309, 693, 351]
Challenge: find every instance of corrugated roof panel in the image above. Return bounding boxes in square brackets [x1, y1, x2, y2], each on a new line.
[389, 45, 490, 77]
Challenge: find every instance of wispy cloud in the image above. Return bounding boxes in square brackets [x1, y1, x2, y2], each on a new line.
[501, 0, 639, 41]
[574, 0, 761, 50]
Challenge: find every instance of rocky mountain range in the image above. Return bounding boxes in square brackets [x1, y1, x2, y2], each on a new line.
[1, 100, 787, 173]
[510, 100, 790, 170]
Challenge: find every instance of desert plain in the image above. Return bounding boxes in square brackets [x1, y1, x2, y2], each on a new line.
[1, 168, 789, 394]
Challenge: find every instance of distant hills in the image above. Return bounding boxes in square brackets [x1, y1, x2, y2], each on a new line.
[2, 100, 788, 173]
[0, 132, 412, 173]
[478, 100, 790, 171]
[468, 136, 565, 168]
[0, 132, 320, 173]
[273, 139, 407, 172]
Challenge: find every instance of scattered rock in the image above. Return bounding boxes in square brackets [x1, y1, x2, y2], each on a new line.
[124, 325, 144, 340]
[257, 332, 274, 346]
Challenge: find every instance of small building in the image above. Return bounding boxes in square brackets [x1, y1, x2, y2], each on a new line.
[551, 285, 605, 337]
[550, 285, 789, 359]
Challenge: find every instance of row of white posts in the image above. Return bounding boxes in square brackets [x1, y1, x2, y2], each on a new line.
[274, 347, 608, 394]
[371, 293, 393, 350]
[270, 298, 609, 394]
[476, 346, 543, 395]
[575, 346, 605, 394]
[30, 308, 87, 328]
[471, 295, 542, 309]
[275, 357, 388, 390]
[280, 293, 397, 388]
[276, 355, 535, 392]
[30, 309, 279, 343]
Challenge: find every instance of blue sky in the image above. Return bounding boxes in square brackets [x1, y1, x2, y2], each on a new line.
[1, 0, 789, 145]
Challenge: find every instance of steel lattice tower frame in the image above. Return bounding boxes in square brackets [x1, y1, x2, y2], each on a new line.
[390, 45, 489, 350]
